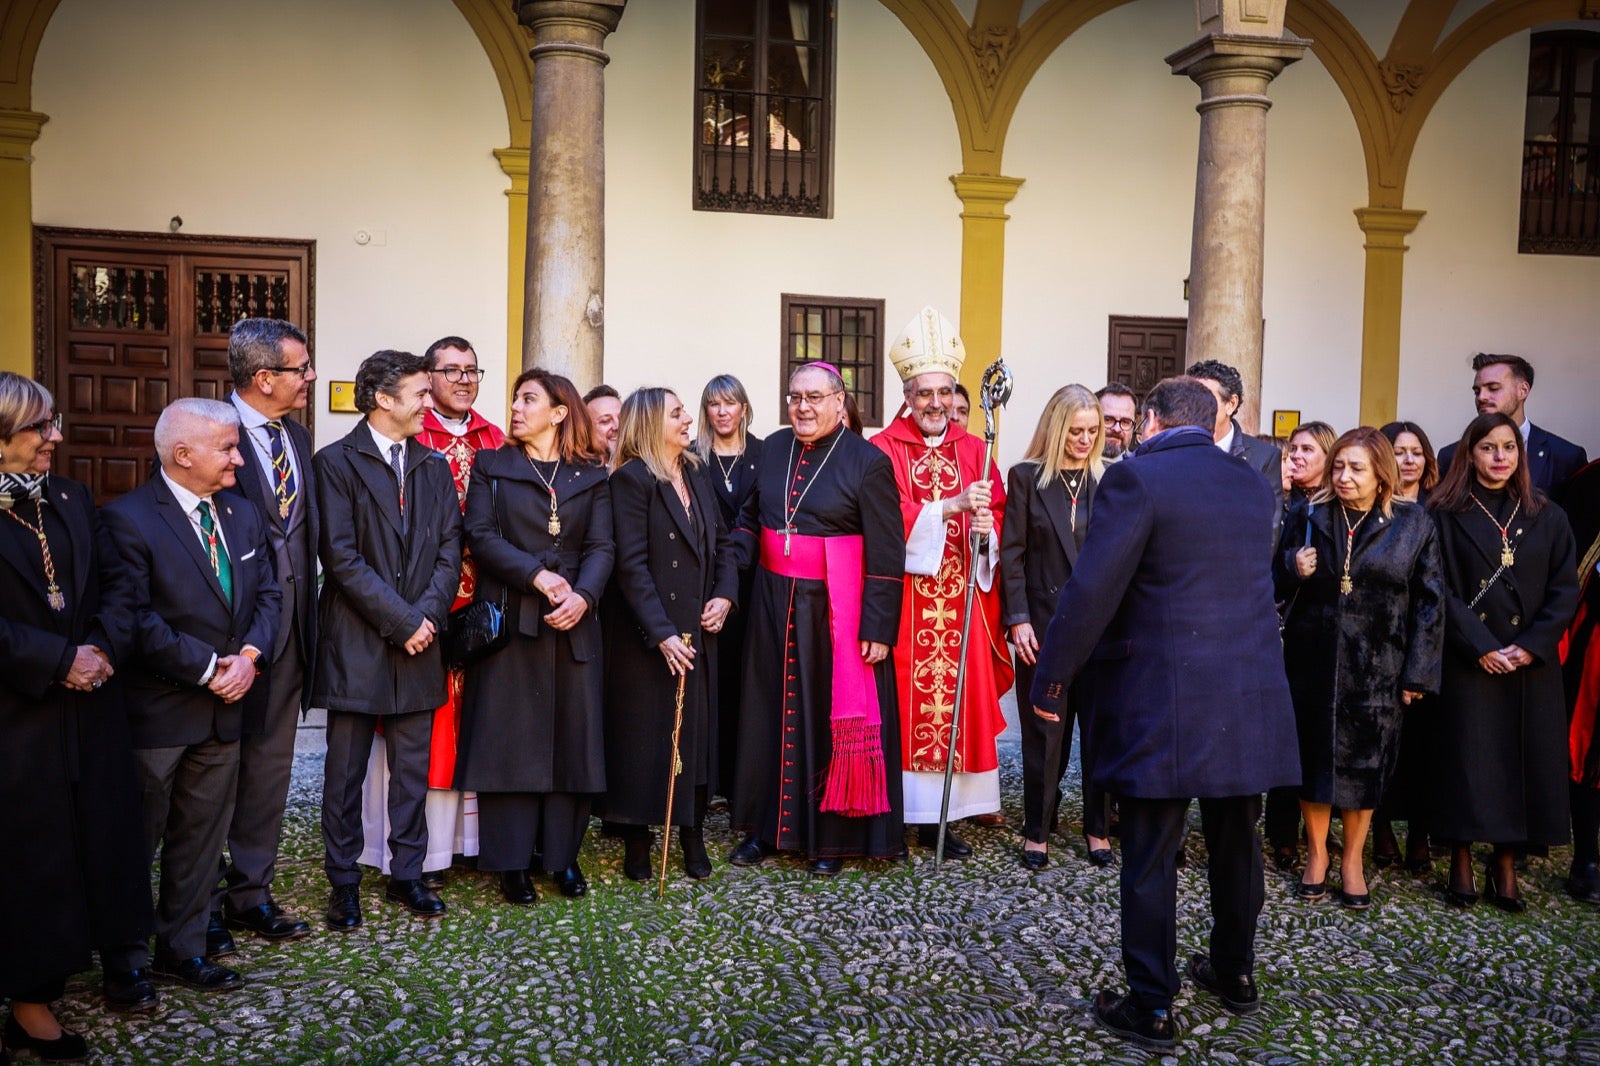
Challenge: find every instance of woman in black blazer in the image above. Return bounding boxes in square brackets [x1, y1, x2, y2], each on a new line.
[0, 373, 152, 1060]
[1001, 384, 1111, 871]
[603, 388, 739, 881]
[1427, 412, 1579, 910]
[696, 374, 762, 797]
[456, 369, 614, 904]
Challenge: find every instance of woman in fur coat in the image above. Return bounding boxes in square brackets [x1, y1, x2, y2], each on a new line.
[1276, 426, 1445, 909]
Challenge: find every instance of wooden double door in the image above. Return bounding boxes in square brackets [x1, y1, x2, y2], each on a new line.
[1106, 315, 1188, 408]
[35, 227, 314, 503]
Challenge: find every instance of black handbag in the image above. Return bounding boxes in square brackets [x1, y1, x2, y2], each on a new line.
[445, 477, 510, 668]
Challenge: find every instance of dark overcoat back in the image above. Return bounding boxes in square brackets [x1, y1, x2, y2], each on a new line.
[311, 423, 462, 716]
[1429, 491, 1579, 844]
[1275, 500, 1445, 809]
[455, 446, 613, 793]
[101, 474, 281, 747]
[0, 476, 150, 993]
[600, 459, 740, 825]
[1029, 426, 1299, 800]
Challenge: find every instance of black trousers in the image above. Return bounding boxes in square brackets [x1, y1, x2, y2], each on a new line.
[1018, 692, 1108, 843]
[322, 710, 433, 884]
[1264, 785, 1300, 850]
[1116, 794, 1264, 1011]
[477, 792, 593, 873]
[1573, 782, 1600, 867]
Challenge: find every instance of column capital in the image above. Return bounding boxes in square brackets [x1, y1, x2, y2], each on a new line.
[0, 109, 48, 162]
[1354, 206, 1425, 248]
[950, 173, 1024, 220]
[517, 0, 624, 62]
[1166, 33, 1311, 87]
[494, 146, 530, 193]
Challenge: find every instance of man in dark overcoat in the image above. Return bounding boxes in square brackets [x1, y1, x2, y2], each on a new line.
[1030, 376, 1299, 1053]
[101, 398, 281, 992]
[210, 317, 319, 953]
[313, 350, 462, 929]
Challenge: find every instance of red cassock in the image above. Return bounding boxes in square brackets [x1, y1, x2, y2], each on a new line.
[1561, 459, 1600, 788]
[871, 415, 1014, 774]
[417, 409, 505, 789]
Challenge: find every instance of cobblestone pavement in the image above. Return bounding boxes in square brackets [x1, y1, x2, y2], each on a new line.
[45, 702, 1600, 1065]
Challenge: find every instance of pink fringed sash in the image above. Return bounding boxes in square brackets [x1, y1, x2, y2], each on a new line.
[760, 527, 891, 817]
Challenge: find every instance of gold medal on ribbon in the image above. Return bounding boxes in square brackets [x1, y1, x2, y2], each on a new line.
[1339, 575, 1353, 596]
[47, 586, 66, 611]
[1502, 546, 1515, 567]
[548, 513, 561, 536]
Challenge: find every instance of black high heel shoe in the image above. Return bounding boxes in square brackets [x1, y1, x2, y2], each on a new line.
[680, 827, 713, 880]
[622, 832, 653, 882]
[1483, 863, 1526, 913]
[3, 1013, 88, 1063]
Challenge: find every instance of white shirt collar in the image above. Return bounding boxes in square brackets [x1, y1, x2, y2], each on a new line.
[1216, 423, 1235, 453]
[368, 421, 407, 461]
[160, 469, 209, 517]
[230, 391, 272, 431]
[1519, 418, 1531, 442]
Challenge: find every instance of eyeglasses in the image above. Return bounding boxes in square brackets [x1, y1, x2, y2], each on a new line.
[432, 367, 485, 384]
[265, 364, 314, 379]
[911, 388, 956, 403]
[1104, 417, 1136, 430]
[785, 390, 842, 408]
[19, 412, 62, 437]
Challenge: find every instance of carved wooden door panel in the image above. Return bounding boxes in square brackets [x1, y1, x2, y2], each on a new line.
[35, 228, 313, 504]
[1107, 315, 1187, 408]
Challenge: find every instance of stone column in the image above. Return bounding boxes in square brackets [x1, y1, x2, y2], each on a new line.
[1167, 30, 1307, 433]
[0, 109, 48, 376]
[1353, 206, 1425, 427]
[494, 146, 531, 400]
[950, 173, 1024, 400]
[515, 1, 625, 390]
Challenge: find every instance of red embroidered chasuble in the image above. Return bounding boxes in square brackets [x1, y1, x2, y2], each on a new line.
[871, 416, 1013, 774]
[417, 408, 504, 788]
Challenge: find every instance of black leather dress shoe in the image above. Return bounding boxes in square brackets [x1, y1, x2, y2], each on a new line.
[500, 870, 538, 905]
[227, 902, 312, 940]
[808, 857, 844, 877]
[1092, 989, 1177, 1052]
[1020, 847, 1049, 871]
[386, 878, 447, 917]
[151, 955, 244, 992]
[325, 883, 363, 931]
[1187, 954, 1259, 1014]
[1271, 845, 1298, 872]
[3, 1013, 88, 1062]
[553, 865, 588, 898]
[916, 825, 973, 858]
[728, 835, 773, 868]
[623, 832, 654, 882]
[103, 969, 159, 1013]
[205, 913, 237, 958]
[421, 869, 446, 890]
[680, 828, 713, 881]
[1567, 862, 1600, 904]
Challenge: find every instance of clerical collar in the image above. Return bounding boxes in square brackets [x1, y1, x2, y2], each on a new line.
[434, 411, 473, 438]
[923, 429, 948, 447]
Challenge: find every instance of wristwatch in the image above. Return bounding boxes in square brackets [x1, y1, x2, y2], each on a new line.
[241, 646, 263, 674]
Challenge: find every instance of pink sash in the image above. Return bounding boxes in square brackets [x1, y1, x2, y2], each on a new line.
[760, 527, 890, 817]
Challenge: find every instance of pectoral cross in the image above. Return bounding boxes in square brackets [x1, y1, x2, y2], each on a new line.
[781, 524, 796, 557]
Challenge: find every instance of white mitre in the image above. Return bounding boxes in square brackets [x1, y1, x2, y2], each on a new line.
[888, 306, 965, 383]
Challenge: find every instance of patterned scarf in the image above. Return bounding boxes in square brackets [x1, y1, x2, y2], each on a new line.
[0, 472, 45, 511]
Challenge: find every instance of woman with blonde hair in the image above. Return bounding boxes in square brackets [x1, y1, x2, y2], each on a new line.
[1275, 426, 1444, 909]
[1000, 384, 1112, 870]
[696, 374, 763, 796]
[602, 388, 739, 880]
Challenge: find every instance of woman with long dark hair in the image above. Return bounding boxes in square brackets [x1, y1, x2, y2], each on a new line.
[696, 375, 762, 799]
[1380, 421, 1440, 505]
[1427, 412, 1579, 910]
[456, 369, 613, 903]
[1001, 384, 1112, 870]
[1275, 427, 1444, 908]
[603, 388, 739, 880]
[0, 373, 153, 1060]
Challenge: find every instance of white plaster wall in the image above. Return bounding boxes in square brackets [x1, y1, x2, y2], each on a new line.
[31, 0, 511, 445]
[1002, 0, 1365, 465]
[1401, 30, 1600, 460]
[604, 1, 962, 438]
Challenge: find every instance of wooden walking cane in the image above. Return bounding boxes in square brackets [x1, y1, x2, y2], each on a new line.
[935, 358, 1013, 866]
[658, 632, 693, 898]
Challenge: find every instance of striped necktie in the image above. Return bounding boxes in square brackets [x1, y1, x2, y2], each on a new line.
[389, 442, 407, 534]
[265, 420, 297, 520]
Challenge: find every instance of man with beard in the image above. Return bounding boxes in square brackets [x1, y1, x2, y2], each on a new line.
[1436, 353, 1586, 498]
[584, 384, 621, 463]
[870, 308, 1011, 855]
[1096, 383, 1138, 463]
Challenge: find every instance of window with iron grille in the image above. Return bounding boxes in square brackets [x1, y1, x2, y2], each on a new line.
[695, 0, 834, 217]
[780, 294, 884, 427]
[1520, 30, 1600, 255]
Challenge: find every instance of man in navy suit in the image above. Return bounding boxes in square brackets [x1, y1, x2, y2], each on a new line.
[1437, 353, 1587, 499]
[1030, 377, 1299, 1052]
[207, 318, 319, 954]
[101, 398, 281, 993]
